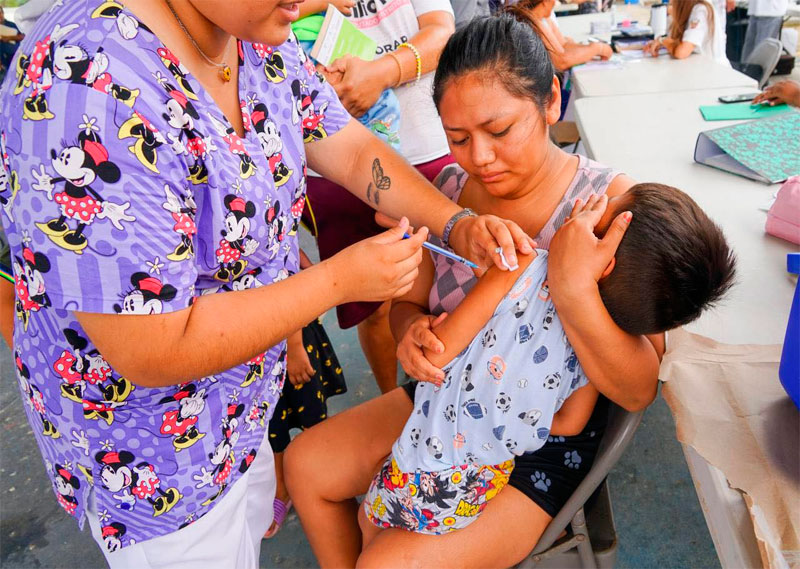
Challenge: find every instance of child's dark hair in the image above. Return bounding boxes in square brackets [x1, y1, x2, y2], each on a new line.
[432, 15, 555, 114]
[598, 183, 736, 336]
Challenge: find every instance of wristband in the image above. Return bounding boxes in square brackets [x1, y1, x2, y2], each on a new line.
[442, 208, 477, 249]
[387, 51, 403, 87]
[398, 42, 422, 85]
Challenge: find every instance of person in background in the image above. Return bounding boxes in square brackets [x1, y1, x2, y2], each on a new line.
[710, 0, 732, 62]
[293, 0, 402, 151]
[644, 0, 729, 66]
[574, 0, 599, 15]
[451, 0, 491, 27]
[752, 79, 800, 106]
[508, 0, 613, 72]
[0, 7, 24, 73]
[300, 0, 456, 395]
[741, 0, 788, 62]
[264, 249, 347, 539]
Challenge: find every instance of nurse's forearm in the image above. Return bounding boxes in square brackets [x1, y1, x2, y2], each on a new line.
[74, 261, 343, 388]
[74, 222, 425, 389]
[306, 120, 460, 237]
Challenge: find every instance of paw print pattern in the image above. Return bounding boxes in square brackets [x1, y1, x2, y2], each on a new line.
[532, 471, 551, 492]
[564, 451, 582, 470]
[547, 435, 566, 444]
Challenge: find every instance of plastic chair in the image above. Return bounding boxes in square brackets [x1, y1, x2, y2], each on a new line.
[514, 404, 645, 569]
[738, 38, 783, 89]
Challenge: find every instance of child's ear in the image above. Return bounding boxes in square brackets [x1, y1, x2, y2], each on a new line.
[600, 257, 616, 280]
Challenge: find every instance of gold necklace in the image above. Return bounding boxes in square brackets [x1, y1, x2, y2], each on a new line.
[164, 0, 232, 82]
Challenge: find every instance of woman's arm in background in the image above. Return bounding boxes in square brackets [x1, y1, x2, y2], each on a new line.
[323, 11, 455, 117]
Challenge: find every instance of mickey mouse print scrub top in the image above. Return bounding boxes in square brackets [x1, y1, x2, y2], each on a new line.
[0, 0, 349, 551]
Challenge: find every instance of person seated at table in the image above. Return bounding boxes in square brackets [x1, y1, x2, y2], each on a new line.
[643, 0, 729, 66]
[508, 0, 612, 72]
[0, 7, 24, 72]
[752, 79, 800, 107]
[361, 186, 736, 538]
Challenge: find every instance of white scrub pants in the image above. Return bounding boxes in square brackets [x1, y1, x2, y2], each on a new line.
[86, 434, 276, 569]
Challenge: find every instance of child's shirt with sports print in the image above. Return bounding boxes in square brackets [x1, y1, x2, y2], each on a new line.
[393, 251, 589, 473]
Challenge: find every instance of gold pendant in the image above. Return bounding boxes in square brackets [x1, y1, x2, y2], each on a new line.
[220, 65, 232, 82]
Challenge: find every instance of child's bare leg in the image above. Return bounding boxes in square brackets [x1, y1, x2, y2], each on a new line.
[357, 501, 385, 551]
[285, 388, 413, 568]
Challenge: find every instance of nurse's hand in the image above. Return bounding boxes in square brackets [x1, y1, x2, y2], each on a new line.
[447, 214, 536, 275]
[329, 217, 427, 303]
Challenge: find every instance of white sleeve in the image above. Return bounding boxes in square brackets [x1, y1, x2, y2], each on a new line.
[682, 4, 710, 49]
[411, 0, 454, 18]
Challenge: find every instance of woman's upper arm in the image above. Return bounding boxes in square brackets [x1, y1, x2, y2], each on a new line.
[605, 173, 636, 198]
[416, 10, 456, 36]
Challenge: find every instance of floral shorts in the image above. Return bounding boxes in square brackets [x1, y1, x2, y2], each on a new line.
[363, 454, 514, 535]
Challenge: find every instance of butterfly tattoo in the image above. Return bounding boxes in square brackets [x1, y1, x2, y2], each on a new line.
[366, 158, 391, 205]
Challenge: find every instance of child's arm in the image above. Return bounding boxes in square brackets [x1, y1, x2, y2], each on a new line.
[422, 252, 538, 369]
[550, 383, 599, 437]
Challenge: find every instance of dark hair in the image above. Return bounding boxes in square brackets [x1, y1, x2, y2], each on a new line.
[598, 183, 736, 336]
[432, 15, 555, 113]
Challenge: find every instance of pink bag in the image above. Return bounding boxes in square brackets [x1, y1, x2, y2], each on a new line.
[766, 176, 800, 245]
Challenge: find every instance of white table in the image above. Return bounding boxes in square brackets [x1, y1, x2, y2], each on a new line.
[575, 87, 795, 569]
[571, 54, 758, 98]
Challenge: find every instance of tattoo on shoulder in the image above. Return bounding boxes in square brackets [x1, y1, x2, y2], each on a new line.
[366, 158, 391, 205]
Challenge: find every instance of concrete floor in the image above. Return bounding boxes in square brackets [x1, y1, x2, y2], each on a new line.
[0, 229, 722, 569]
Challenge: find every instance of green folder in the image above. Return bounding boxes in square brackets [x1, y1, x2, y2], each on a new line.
[310, 5, 377, 67]
[699, 102, 792, 121]
[694, 111, 800, 184]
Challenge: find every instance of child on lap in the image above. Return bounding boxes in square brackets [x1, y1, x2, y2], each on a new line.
[362, 183, 736, 536]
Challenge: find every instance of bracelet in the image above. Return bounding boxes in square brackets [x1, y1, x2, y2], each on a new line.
[398, 42, 422, 85]
[442, 208, 477, 249]
[386, 51, 403, 88]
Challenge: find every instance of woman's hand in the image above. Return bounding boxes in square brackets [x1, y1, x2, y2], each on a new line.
[448, 214, 536, 274]
[751, 80, 800, 108]
[396, 312, 448, 384]
[331, 0, 356, 15]
[287, 330, 315, 386]
[594, 42, 613, 60]
[547, 194, 630, 302]
[643, 37, 663, 57]
[323, 56, 391, 118]
[328, 217, 426, 304]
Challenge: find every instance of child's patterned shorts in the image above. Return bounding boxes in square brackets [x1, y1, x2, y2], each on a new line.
[363, 454, 514, 535]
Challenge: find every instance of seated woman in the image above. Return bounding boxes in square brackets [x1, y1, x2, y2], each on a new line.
[644, 0, 729, 66]
[507, 0, 612, 72]
[286, 16, 664, 568]
[361, 186, 734, 540]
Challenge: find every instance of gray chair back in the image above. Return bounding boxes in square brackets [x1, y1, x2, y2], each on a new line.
[743, 38, 783, 89]
[514, 403, 645, 569]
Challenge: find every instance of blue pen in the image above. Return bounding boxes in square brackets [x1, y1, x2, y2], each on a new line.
[403, 233, 479, 269]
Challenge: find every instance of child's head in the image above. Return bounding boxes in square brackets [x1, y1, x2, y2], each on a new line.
[596, 183, 736, 336]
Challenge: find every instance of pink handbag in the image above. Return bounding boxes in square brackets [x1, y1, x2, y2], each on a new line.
[766, 176, 800, 245]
